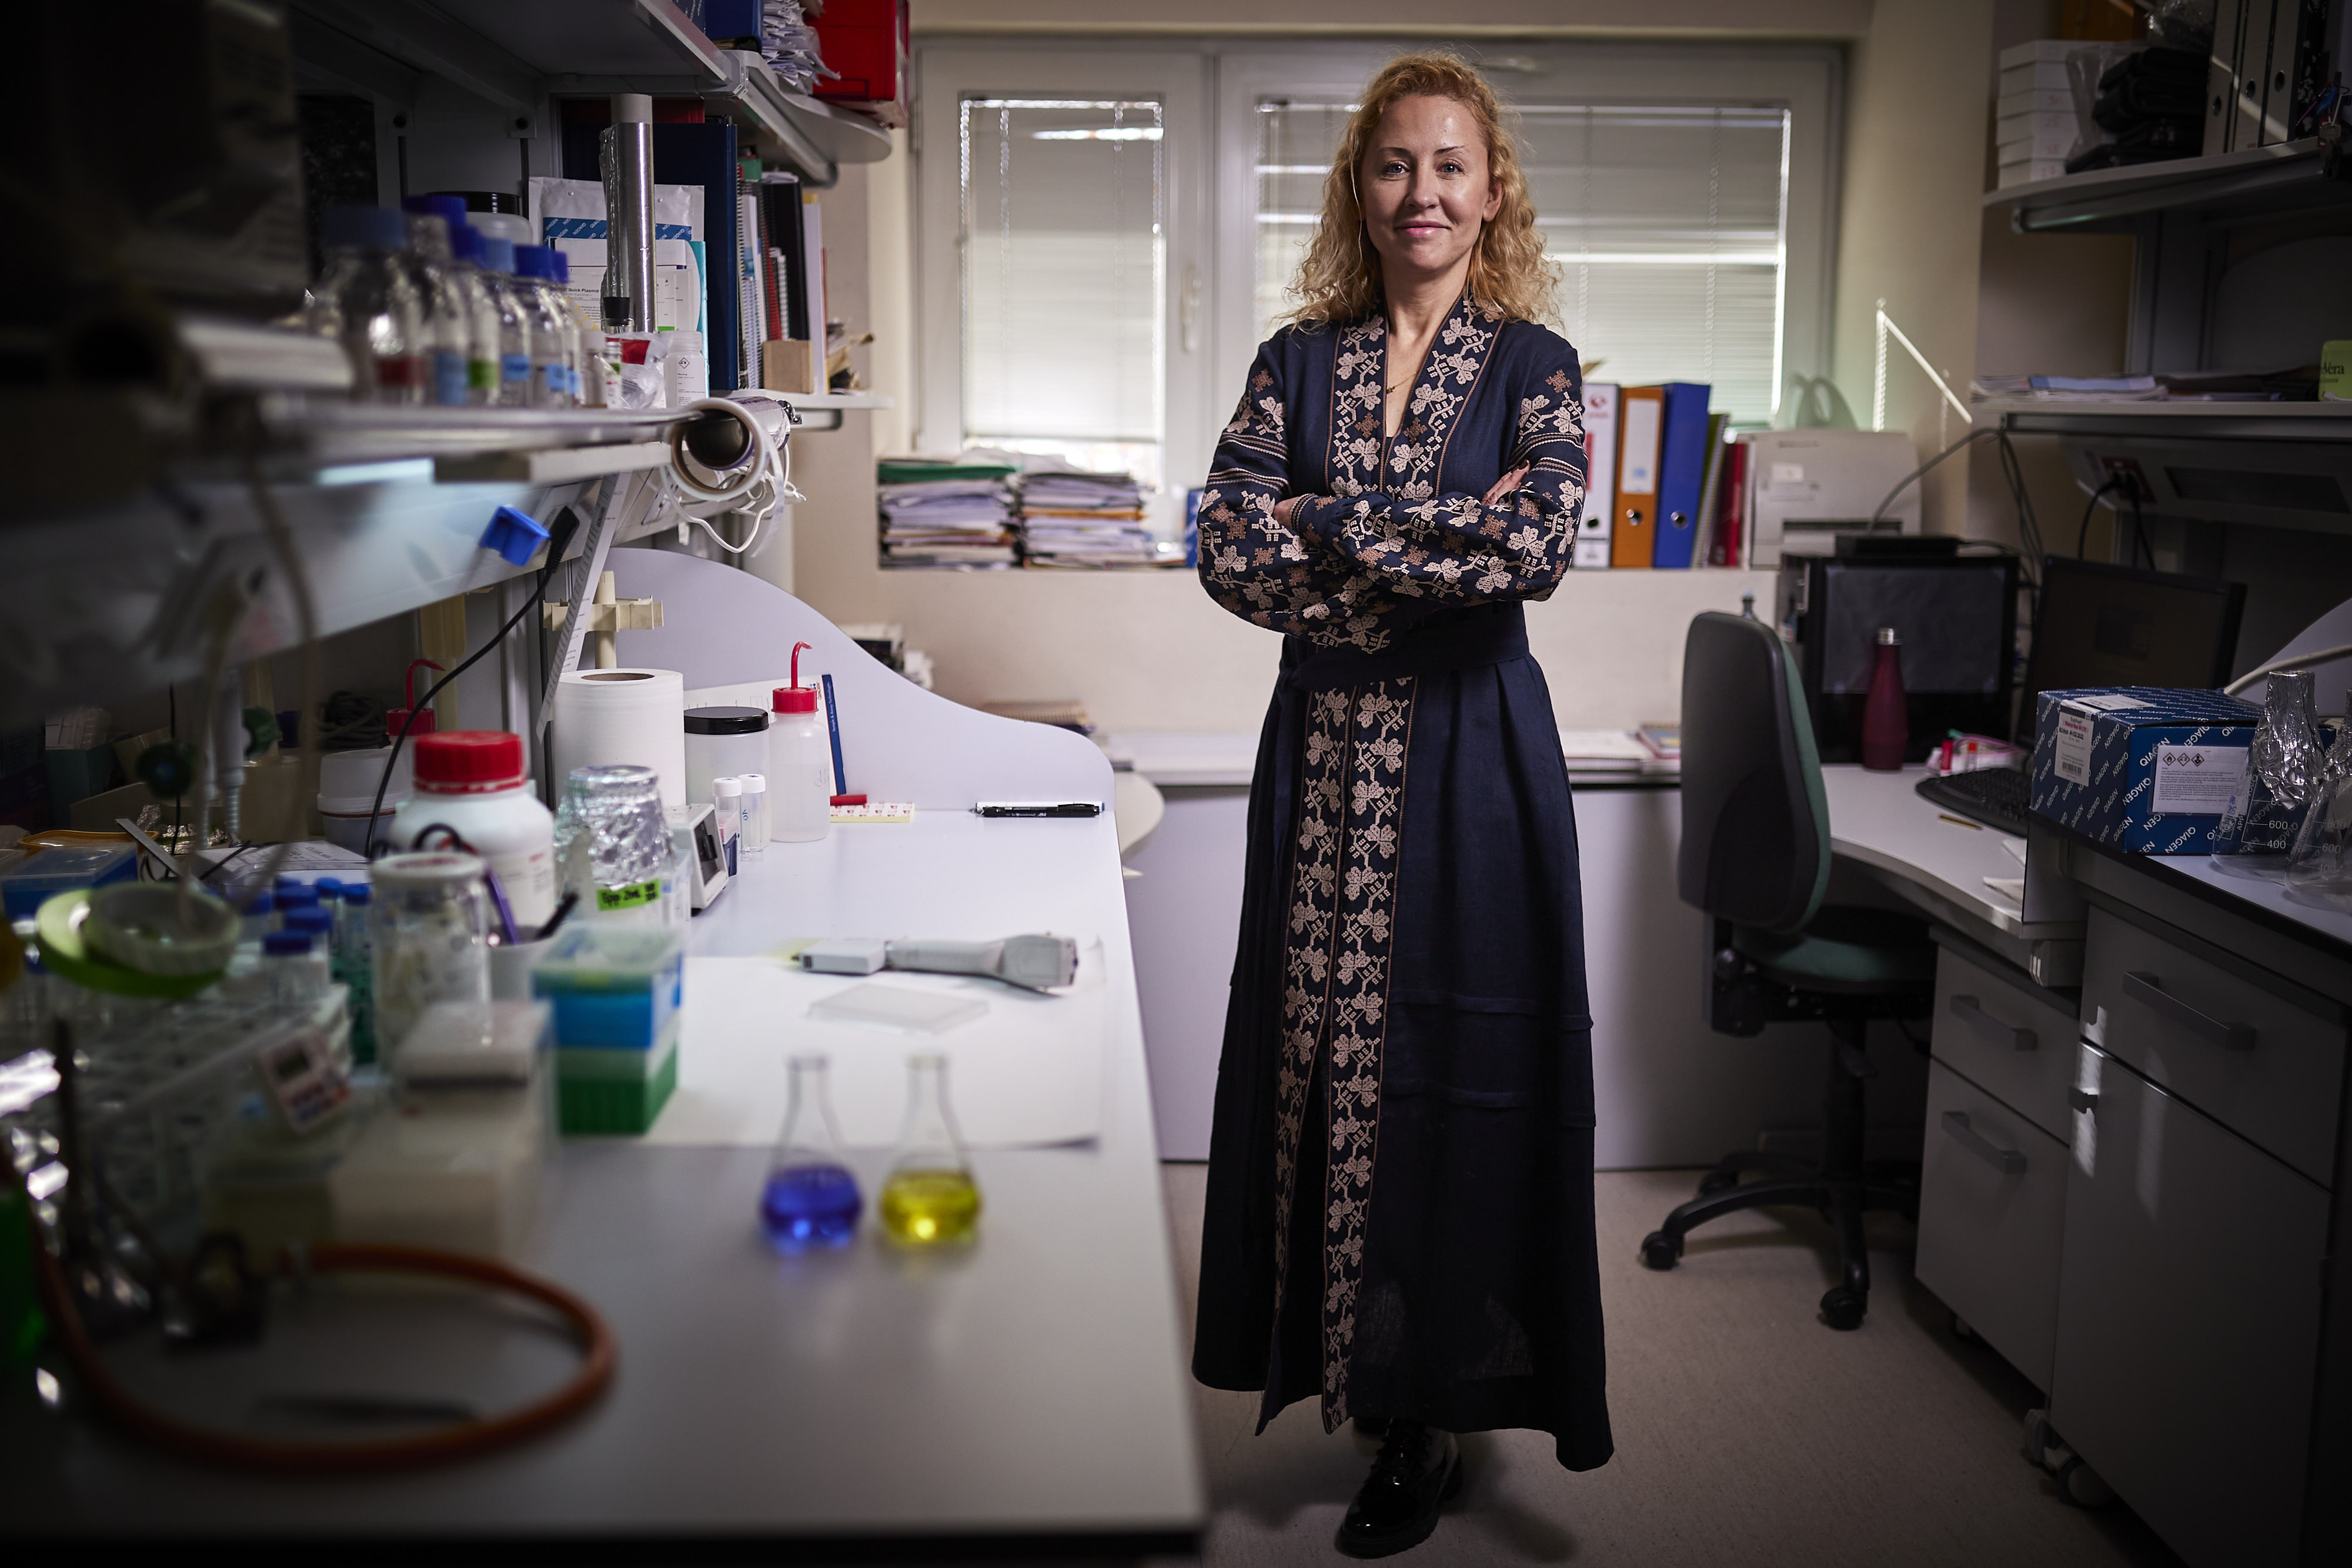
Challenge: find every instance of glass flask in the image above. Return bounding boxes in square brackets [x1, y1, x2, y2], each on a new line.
[2286, 697, 2352, 908]
[2212, 668, 2322, 870]
[760, 1055, 862, 1252]
[879, 1054, 981, 1246]
[552, 765, 673, 926]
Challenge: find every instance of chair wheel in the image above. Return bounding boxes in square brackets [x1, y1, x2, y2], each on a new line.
[2054, 1455, 2116, 1509]
[1820, 1286, 1867, 1330]
[1639, 1231, 1682, 1270]
[1696, 1168, 1739, 1196]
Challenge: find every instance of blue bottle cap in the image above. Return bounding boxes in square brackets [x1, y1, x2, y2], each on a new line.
[322, 205, 406, 252]
[341, 883, 372, 906]
[263, 931, 313, 957]
[480, 504, 552, 567]
[513, 244, 550, 280]
[550, 250, 571, 285]
[276, 887, 319, 911]
[284, 908, 333, 935]
[275, 876, 307, 894]
[480, 235, 517, 275]
[403, 193, 471, 226]
[316, 877, 346, 900]
[450, 223, 485, 265]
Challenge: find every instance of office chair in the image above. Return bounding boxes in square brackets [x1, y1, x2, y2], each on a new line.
[1637, 610, 1935, 1330]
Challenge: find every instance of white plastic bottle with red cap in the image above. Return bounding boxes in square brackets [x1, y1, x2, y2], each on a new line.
[770, 642, 832, 844]
[387, 730, 559, 929]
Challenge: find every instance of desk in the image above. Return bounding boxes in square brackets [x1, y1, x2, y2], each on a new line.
[2, 570, 1205, 1558]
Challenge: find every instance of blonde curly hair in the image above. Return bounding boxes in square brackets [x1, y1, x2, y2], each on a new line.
[1287, 52, 1556, 327]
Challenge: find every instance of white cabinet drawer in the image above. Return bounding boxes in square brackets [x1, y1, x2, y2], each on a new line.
[1930, 941, 2080, 1142]
[1916, 1061, 2066, 1391]
[2082, 907, 2346, 1186]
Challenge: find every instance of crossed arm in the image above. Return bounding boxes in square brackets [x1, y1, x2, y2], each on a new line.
[1195, 343, 1587, 650]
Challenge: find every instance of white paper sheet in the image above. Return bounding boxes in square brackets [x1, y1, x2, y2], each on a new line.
[646, 952, 1106, 1149]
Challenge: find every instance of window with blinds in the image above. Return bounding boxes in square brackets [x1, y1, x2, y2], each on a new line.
[1255, 101, 1790, 423]
[960, 98, 1167, 484]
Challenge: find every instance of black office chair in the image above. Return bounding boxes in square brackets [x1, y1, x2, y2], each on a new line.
[1637, 610, 1935, 1330]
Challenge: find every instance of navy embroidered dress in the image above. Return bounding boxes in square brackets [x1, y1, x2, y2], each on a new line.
[1191, 292, 1613, 1472]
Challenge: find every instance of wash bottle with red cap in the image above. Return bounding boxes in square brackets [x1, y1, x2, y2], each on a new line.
[770, 643, 833, 844]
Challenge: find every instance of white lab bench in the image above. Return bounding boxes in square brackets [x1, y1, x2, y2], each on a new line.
[1, 555, 1205, 1558]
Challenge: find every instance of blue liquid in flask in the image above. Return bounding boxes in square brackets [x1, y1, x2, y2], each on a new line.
[761, 1163, 863, 1252]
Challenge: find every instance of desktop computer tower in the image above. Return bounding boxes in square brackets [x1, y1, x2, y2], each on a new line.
[1775, 553, 2019, 765]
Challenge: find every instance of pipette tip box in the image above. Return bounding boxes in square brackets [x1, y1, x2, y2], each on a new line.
[531, 925, 686, 1134]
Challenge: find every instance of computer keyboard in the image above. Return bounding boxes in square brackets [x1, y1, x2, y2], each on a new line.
[1915, 765, 2030, 837]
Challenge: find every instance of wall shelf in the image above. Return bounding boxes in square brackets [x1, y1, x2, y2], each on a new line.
[1984, 139, 2352, 233]
[1982, 399, 2352, 442]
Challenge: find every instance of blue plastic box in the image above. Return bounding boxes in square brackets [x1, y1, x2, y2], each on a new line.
[2028, 687, 2261, 854]
[0, 842, 138, 920]
[530, 924, 684, 1049]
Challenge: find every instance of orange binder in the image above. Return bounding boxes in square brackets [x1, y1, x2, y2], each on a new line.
[1610, 385, 1663, 569]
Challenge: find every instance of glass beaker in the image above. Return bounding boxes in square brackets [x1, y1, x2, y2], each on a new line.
[2286, 695, 2352, 909]
[760, 1055, 862, 1252]
[2212, 669, 2322, 871]
[368, 852, 490, 1065]
[878, 1054, 981, 1247]
[552, 764, 673, 925]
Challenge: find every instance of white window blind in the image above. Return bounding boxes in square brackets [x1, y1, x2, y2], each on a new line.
[960, 97, 1167, 483]
[1254, 101, 1790, 423]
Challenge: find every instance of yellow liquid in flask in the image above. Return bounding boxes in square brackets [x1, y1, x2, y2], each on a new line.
[879, 1170, 982, 1245]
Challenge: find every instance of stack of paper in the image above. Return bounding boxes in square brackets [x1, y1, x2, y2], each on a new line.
[878, 457, 1021, 569]
[1018, 469, 1160, 568]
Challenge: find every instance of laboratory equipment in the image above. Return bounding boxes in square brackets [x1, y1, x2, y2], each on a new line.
[770, 643, 832, 844]
[446, 222, 506, 402]
[739, 772, 769, 854]
[0, 840, 137, 920]
[253, 1014, 352, 1134]
[2214, 668, 2323, 866]
[880, 1055, 981, 1247]
[261, 930, 329, 1007]
[760, 1054, 861, 1252]
[306, 205, 426, 403]
[800, 934, 1080, 991]
[711, 777, 742, 875]
[684, 706, 770, 804]
[531, 923, 683, 1134]
[77, 883, 239, 978]
[670, 803, 730, 914]
[477, 233, 533, 407]
[330, 880, 376, 1063]
[369, 852, 492, 1065]
[513, 245, 576, 407]
[1859, 627, 1907, 771]
[553, 764, 674, 924]
[600, 93, 657, 332]
[2288, 696, 2352, 909]
[398, 195, 476, 406]
[389, 731, 558, 931]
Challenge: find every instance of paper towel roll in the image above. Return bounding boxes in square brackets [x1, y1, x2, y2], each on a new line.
[552, 668, 686, 810]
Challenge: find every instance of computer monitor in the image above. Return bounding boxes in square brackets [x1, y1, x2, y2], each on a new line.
[2018, 557, 2247, 739]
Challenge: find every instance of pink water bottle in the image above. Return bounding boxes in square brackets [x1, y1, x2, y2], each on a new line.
[1861, 626, 1908, 771]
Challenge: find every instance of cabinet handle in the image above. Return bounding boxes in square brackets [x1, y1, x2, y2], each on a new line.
[2122, 971, 2256, 1051]
[1940, 1110, 2028, 1174]
[1950, 994, 2037, 1051]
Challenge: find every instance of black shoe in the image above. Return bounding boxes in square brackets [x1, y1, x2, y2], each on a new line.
[1334, 1419, 1462, 1558]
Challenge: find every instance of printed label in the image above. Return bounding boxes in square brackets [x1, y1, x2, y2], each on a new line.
[2151, 744, 2250, 815]
[501, 352, 531, 385]
[595, 878, 663, 912]
[2054, 710, 2096, 784]
[432, 350, 467, 407]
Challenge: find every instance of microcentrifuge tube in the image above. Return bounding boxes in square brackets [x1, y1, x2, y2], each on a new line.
[760, 1055, 861, 1252]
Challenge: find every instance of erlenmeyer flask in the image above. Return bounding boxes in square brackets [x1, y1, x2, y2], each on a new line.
[760, 1055, 861, 1252]
[2287, 695, 2352, 909]
[2213, 668, 2321, 871]
[879, 1054, 981, 1246]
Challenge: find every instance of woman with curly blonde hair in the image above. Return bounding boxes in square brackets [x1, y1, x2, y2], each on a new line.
[1192, 52, 1611, 1556]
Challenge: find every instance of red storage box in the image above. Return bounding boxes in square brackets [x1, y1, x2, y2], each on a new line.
[812, 0, 908, 125]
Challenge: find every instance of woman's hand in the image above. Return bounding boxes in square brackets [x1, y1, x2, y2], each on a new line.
[1483, 466, 1529, 506]
[1274, 495, 1309, 529]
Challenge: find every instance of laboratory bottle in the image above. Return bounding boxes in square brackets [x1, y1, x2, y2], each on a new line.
[552, 764, 674, 924]
[879, 1054, 981, 1247]
[476, 235, 534, 407]
[369, 852, 492, 1067]
[739, 772, 769, 855]
[760, 1055, 863, 1252]
[307, 205, 427, 404]
[398, 196, 476, 407]
[770, 642, 833, 844]
[446, 223, 505, 403]
[262, 931, 330, 1008]
[389, 731, 559, 932]
[2215, 668, 2323, 863]
[549, 249, 587, 405]
[1859, 626, 1908, 772]
[513, 245, 575, 407]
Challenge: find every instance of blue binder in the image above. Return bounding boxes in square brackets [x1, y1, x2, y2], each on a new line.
[1650, 382, 1715, 569]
